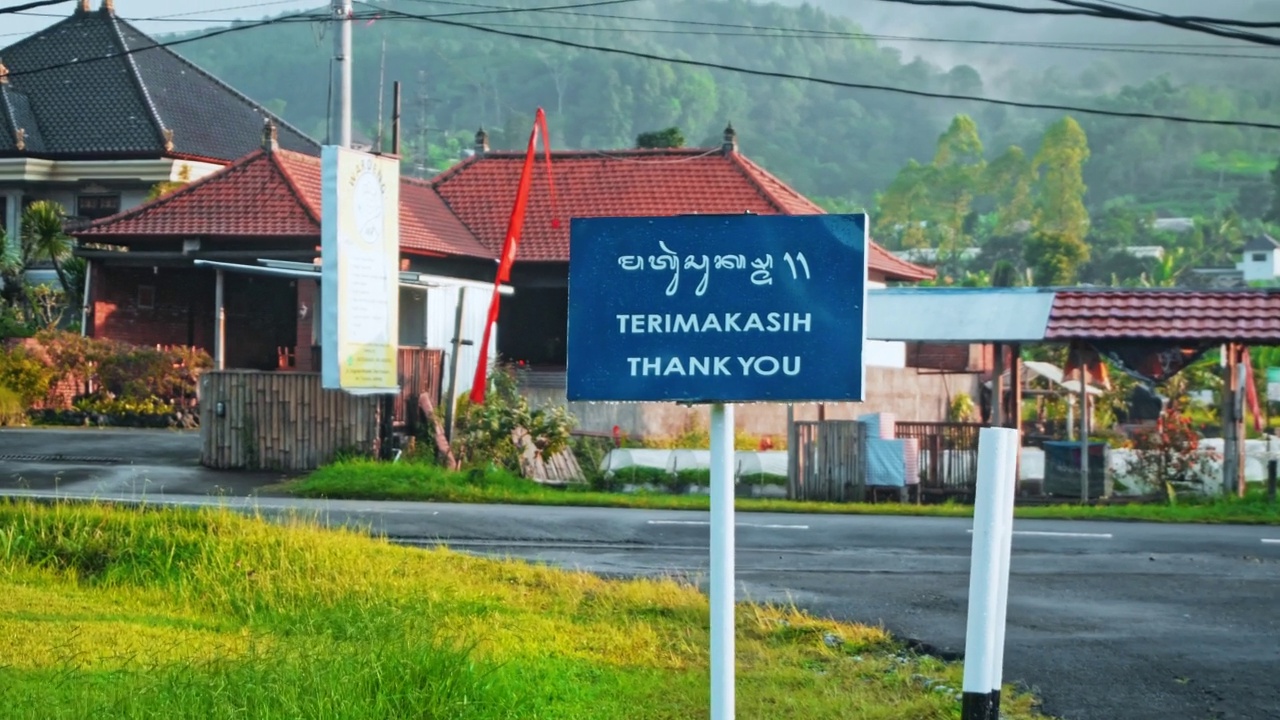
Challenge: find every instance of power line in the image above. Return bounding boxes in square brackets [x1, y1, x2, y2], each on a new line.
[399, 0, 1280, 51]
[0, 0, 70, 15]
[448, 19, 1280, 61]
[869, 0, 1280, 47]
[4, 0, 1280, 133]
[369, 4, 1280, 131]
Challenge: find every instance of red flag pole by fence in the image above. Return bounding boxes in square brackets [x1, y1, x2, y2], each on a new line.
[469, 108, 558, 404]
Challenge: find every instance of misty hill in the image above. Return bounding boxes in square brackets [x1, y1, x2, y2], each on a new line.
[167, 0, 1280, 218]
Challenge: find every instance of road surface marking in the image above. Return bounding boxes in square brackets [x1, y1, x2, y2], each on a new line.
[647, 520, 809, 530]
[966, 529, 1112, 539]
[1261, 539, 1280, 544]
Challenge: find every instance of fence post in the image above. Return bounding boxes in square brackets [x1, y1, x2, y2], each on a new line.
[962, 427, 1019, 720]
[1269, 459, 1277, 504]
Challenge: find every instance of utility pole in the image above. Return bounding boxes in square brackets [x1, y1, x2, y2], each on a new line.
[332, 0, 353, 149]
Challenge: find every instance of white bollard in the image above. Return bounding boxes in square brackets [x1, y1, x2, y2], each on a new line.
[962, 427, 1020, 720]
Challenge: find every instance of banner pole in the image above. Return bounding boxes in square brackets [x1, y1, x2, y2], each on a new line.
[710, 402, 736, 720]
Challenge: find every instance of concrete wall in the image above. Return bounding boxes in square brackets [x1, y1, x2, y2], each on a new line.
[522, 366, 979, 438]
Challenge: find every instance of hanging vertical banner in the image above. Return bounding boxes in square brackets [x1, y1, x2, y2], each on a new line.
[321, 145, 401, 393]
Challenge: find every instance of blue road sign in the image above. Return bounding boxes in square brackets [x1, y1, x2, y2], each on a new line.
[566, 214, 867, 403]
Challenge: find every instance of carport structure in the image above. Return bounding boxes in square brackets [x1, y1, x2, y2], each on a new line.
[867, 287, 1280, 499]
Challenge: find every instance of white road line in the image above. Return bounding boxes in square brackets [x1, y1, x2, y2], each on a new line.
[1260, 539, 1280, 544]
[966, 529, 1113, 539]
[647, 520, 809, 530]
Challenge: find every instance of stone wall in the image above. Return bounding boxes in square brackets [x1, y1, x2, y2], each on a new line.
[522, 366, 980, 439]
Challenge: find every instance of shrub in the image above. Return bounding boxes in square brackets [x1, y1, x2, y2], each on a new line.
[0, 344, 55, 407]
[1127, 401, 1219, 503]
[0, 386, 25, 426]
[454, 363, 575, 474]
[33, 331, 211, 404]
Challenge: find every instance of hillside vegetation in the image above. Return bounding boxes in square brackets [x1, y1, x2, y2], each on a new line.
[171, 0, 1280, 218]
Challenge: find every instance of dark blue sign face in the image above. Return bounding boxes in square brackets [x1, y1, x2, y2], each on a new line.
[566, 214, 867, 403]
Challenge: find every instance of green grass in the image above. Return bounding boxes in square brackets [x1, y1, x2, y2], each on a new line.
[0, 500, 1045, 719]
[289, 460, 1280, 525]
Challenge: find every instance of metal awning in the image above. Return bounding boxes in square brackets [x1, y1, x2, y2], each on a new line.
[867, 287, 1055, 343]
[192, 259, 514, 295]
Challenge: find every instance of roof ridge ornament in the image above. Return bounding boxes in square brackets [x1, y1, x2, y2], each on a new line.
[0, 59, 8, 85]
[162, 128, 174, 152]
[102, 0, 115, 13]
[78, 0, 91, 13]
[14, 128, 25, 152]
[262, 118, 278, 152]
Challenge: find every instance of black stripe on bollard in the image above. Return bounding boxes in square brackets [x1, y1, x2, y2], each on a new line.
[962, 691, 1000, 720]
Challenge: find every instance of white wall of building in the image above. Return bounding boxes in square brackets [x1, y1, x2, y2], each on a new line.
[426, 285, 495, 403]
[865, 279, 906, 368]
[1239, 248, 1280, 283]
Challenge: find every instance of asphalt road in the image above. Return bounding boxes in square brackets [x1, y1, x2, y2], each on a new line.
[1, 487, 1278, 720]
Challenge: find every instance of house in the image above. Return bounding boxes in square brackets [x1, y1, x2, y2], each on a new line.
[73, 125, 496, 390]
[432, 127, 975, 433]
[1237, 234, 1280, 284]
[0, 0, 315, 241]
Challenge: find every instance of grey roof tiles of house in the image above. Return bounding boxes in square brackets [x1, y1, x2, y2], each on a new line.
[0, 5, 318, 162]
[1243, 234, 1280, 252]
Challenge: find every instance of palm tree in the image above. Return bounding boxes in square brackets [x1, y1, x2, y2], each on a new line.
[20, 201, 77, 307]
[0, 226, 26, 309]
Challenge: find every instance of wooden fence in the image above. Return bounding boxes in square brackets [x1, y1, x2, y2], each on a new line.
[394, 347, 445, 435]
[895, 421, 983, 501]
[200, 371, 380, 472]
[788, 420, 867, 502]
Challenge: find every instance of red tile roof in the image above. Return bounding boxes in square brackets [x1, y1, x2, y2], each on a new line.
[77, 148, 495, 259]
[1047, 290, 1280, 342]
[431, 147, 934, 282]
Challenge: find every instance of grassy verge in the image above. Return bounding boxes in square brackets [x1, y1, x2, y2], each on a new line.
[288, 460, 1280, 525]
[0, 500, 1044, 719]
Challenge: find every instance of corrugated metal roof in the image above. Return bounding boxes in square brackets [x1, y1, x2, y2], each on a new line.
[867, 287, 1056, 343]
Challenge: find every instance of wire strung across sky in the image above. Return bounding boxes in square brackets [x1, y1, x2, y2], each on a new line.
[3, 0, 1280, 132]
[0, 0, 70, 15]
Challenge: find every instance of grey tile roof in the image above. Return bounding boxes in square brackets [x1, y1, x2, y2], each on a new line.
[1243, 234, 1280, 252]
[0, 84, 45, 153]
[0, 6, 318, 161]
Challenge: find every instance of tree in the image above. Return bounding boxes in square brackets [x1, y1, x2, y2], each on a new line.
[1027, 117, 1091, 285]
[21, 201, 77, 308]
[636, 127, 685, 149]
[0, 226, 24, 310]
[874, 160, 932, 249]
[1266, 156, 1280, 224]
[929, 115, 986, 264]
[983, 146, 1034, 237]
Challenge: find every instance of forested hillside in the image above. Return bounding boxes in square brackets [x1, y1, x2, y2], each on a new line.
[168, 0, 1280, 258]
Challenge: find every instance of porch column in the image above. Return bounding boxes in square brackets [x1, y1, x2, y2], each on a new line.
[2, 190, 19, 244]
[80, 259, 92, 337]
[991, 343, 1004, 428]
[1079, 361, 1090, 504]
[214, 269, 226, 370]
[1222, 343, 1238, 497]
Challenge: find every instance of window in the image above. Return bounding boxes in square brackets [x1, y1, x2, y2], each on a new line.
[1253, 253, 1268, 262]
[137, 285, 156, 310]
[77, 193, 121, 220]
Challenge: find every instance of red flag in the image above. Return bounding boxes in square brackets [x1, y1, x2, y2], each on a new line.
[470, 108, 558, 404]
[1243, 347, 1263, 433]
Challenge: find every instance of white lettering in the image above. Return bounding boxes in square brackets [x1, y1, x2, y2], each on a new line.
[737, 356, 755, 375]
[617, 314, 629, 333]
[702, 314, 722, 332]
[783, 356, 801, 376]
[628, 357, 642, 376]
[766, 312, 782, 332]
[754, 356, 780, 376]
[674, 314, 698, 333]
[714, 356, 730, 375]
[744, 313, 764, 332]
[690, 356, 710, 375]
[643, 357, 661, 376]
[664, 357, 686, 376]
[648, 314, 662, 333]
[724, 313, 742, 332]
[793, 313, 811, 332]
[630, 314, 644, 333]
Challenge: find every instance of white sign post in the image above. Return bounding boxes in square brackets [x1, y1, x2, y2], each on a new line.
[709, 402, 736, 720]
[961, 427, 1019, 720]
